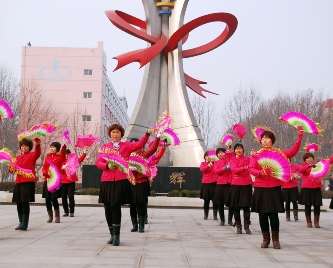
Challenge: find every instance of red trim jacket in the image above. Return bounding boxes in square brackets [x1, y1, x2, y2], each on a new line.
[15, 144, 41, 184]
[230, 155, 252, 185]
[298, 162, 323, 188]
[282, 164, 299, 188]
[214, 158, 232, 184]
[61, 153, 87, 184]
[42, 145, 67, 181]
[200, 162, 217, 183]
[96, 133, 149, 182]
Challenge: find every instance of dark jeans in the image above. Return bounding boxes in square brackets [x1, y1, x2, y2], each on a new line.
[62, 183, 75, 213]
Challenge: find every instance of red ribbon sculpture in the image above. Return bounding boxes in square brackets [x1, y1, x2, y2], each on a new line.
[105, 10, 238, 97]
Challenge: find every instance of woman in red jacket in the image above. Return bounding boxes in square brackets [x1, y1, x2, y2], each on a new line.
[298, 153, 324, 228]
[61, 148, 87, 217]
[249, 127, 304, 249]
[200, 151, 218, 220]
[42, 141, 66, 223]
[282, 163, 300, 221]
[213, 148, 233, 226]
[227, 142, 253, 234]
[96, 124, 150, 246]
[11, 138, 41, 231]
[128, 136, 160, 233]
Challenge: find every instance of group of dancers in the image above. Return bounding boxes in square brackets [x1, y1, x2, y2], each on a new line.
[200, 125, 333, 249]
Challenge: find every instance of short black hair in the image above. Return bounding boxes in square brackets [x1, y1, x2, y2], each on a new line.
[302, 152, 314, 162]
[234, 142, 244, 151]
[19, 138, 33, 151]
[216, 148, 226, 155]
[130, 138, 139, 142]
[50, 142, 61, 152]
[66, 149, 71, 154]
[260, 130, 276, 145]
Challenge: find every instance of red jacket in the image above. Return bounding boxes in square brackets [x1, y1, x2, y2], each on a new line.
[96, 133, 149, 182]
[200, 162, 217, 183]
[214, 158, 232, 184]
[132, 137, 159, 184]
[42, 145, 67, 181]
[298, 162, 323, 188]
[249, 132, 303, 188]
[149, 146, 166, 166]
[15, 144, 41, 184]
[230, 155, 252, 185]
[61, 153, 87, 184]
[282, 164, 299, 188]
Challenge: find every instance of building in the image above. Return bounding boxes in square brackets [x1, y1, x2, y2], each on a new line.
[20, 41, 129, 144]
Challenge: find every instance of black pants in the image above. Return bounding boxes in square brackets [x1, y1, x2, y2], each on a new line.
[45, 198, 59, 210]
[204, 200, 218, 210]
[104, 201, 121, 227]
[285, 201, 298, 211]
[62, 183, 75, 213]
[130, 202, 147, 218]
[234, 207, 251, 222]
[305, 205, 320, 216]
[259, 212, 279, 232]
[17, 202, 30, 216]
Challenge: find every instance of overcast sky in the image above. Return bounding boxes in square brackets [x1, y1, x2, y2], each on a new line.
[1, 0, 332, 116]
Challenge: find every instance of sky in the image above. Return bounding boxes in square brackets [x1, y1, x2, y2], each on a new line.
[1, 0, 333, 117]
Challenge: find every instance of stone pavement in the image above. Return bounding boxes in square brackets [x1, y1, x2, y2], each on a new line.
[0, 204, 332, 268]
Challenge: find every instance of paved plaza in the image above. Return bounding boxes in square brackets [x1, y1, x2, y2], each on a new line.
[0, 203, 332, 268]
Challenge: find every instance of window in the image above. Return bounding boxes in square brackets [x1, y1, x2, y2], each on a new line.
[83, 92, 92, 98]
[84, 69, 93, 75]
[82, 115, 91, 122]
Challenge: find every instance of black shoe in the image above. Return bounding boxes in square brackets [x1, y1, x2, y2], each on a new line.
[70, 213, 74, 217]
[112, 224, 121, 246]
[220, 221, 225, 226]
[228, 219, 233, 226]
[131, 217, 138, 232]
[15, 214, 23, 230]
[138, 216, 145, 233]
[145, 215, 148, 224]
[63, 213, 69, 217]
[18, 215, 29, 231]
[107, 226, 114, 244]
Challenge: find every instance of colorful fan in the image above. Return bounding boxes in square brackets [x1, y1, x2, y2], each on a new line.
[75, 134, 100, 148]
[0, 99, 14, 120]
[232, 123, 247, 140]
[129, 154, 148, 174]
[279, 111, 323, 135]
[305, 143, 319, 154]
[290, 164, 300, 180]
[18, 122, 57, 141]
[252, 126, 268, 143]
[47, 160, 61, 193]
[0, 148, 34, 178]
[160, 128, 180, 146]
[149, 138, 167, 148]
[253, 149, 290, 182]
[149, 111, 173, 134]
[207, 149, 218, 161]
[128, 169, 136, 185]
[221, 134, 234, 147]
[62, 130, 71, 144]
[309, 159, 330, 181]
[65, 153, 79, 177]
[148, 166, 158, 181]
[101, 153, 129, 174]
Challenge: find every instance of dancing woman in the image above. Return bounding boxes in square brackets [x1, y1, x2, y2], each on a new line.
[227, 142, 253, 234]
[11, 138, 41, 231]
[96, 124, 150, 246]
[249, 127, 304, 249]
[200, 152, 218, 220]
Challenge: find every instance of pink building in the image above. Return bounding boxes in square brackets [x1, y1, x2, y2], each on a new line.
[20, 41, 129, 144]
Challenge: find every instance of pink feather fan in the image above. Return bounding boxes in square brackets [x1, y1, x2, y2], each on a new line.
[62, 130, 71, 144]
[75, 134, 100, 148]
[232, 123, 247, 140]
[65, 153, 80, 177]
[305, 143, 319, 154]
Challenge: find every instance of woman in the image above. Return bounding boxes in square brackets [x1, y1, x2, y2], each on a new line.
[298, 153, 323, 228]
[249, 127, 304, 249]
[96, 124, 150, 246]
[129, 136, 160, 233]
[213, 148, 233, 226]
[11, 138, 41, 231]
[228, 142, 253, 234]
[61, 148, 87, 217]
[42, 141, 67, 223]
[200, 151, 218, 220]
[282, 163, 300, 221]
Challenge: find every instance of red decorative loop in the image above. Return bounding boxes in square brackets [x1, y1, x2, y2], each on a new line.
[105, 10, 238, 97]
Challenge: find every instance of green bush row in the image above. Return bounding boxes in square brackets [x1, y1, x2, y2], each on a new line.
[168, 190, 200, 197]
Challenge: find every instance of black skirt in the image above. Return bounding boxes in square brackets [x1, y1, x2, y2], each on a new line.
[200, 182, 216, 201]
[299, 188, 322, 206]
[251, 187, 284, 213]
[213, 184, 231, 205]
[12, 182, 35, 203]
[330, 197, 333, 210]
[42, 181, 62, 199]
[131, 181, 150, 203]
[282, 187, 299, 203]
[226, 185, 252, 208]
[99, 180, 132, 205]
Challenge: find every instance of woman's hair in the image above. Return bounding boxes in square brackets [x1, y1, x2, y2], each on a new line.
[302, 152, 314, 162]
[260, 130, 276, 145]
[50, 142, 61, 152]
[108, 124, 125, 138]
[216, 148, 226, 155]
[204, 151, 208, 160]
[130, 138, 139, 142]
[233, 142, 244, 152]
[19, 138, 33, 151]
[66, 149, 71, 154]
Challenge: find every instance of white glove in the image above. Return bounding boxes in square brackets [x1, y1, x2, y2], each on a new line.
[62, 164, 67, 170]
[129, 166, 137, 171]
[83, 148, 88, 154]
